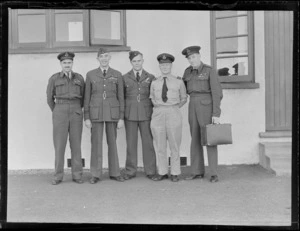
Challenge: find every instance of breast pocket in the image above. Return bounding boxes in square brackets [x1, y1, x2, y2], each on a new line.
[154, 88, 162, 99]
[55, 81, 67, 95]
[167, 88, 179, 100]
[108, 78, 118, 92]
[91, 80, 102, 93]
[141, 82, 151, 94]
[194, 77, 210, 91]
[73, 80, 83, 95]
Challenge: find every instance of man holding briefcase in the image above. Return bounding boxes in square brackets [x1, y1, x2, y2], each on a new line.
[182, 46, 223, 183]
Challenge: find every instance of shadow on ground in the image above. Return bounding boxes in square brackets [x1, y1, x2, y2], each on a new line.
[6, 165, 291, 226]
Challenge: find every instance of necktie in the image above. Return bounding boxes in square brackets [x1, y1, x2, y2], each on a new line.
[162, 77, 168, 102]
[136, 72, 140, 82]
[103, 69, 106, 77]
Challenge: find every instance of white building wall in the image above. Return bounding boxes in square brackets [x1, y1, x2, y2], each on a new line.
[7, 10, 266, 170]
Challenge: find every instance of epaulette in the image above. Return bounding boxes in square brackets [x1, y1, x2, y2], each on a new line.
[203, 63, 212, 69]
[177, 76, 182, 80]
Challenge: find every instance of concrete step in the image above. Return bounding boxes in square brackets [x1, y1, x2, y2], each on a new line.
[259, 142, 291, 176]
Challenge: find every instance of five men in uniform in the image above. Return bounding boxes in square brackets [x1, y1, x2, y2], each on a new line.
[47, 46, 223, 184]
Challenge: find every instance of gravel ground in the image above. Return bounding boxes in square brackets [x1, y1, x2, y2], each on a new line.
[6, 164, 291, 227]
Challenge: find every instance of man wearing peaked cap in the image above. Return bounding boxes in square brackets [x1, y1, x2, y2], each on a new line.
[181, 46, 201, 58]
[57, 51, 75, 61]
[84, 47, 125, 183]
[181, 45, 223, 183]
[150, 53, 187, 182]
[46, 52, 85, 185]
[157, 53, 175, 63]
[122, 50, 157, 181]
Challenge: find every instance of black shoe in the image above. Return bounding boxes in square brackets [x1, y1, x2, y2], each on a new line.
[152, 174, 168, 181]
[210, 175, 219, 183]
[90, 177, 100, 184]
[123, 174, 136, 180]
[170, 175, 179, 182]
[146, 174, 155, 180]
[110, 176, 125, 182]
[184, 174, 204, 180]
[73, 179, 84, 184]
[51, 179, 62, 185]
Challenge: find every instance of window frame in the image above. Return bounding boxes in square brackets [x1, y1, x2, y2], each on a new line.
[90, 10, 125, 46]
[211, 11, 255, 84]
[9, 9, 129, 53]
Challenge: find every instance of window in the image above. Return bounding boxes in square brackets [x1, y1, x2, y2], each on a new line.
[9, 9, 128, 53]
[211, 11, 255, 85]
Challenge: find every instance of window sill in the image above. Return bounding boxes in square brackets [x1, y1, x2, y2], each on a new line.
[259, 131, 292, 138]
[9, 45, 131, 54]
[221, 82, 260, 89]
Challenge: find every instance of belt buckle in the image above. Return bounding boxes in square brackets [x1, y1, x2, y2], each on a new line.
[103, 91, 106, 100]
[137, 94, 140, 102]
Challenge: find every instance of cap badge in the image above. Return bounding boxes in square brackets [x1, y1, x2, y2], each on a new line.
[65, 52, 69, 57]
[186, 49, 190, 53]
[162, 55, 166, 59]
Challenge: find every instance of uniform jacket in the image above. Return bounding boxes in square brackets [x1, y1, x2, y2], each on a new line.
[182, 62, 223, 117]
[46, 71, 85, 111]
[123, 69, 155, 121]
[84, 67, 124, 122]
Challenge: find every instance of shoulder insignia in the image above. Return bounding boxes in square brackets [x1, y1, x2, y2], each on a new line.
[177, 76, 182, 80]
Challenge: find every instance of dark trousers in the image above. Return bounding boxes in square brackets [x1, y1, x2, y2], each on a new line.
[52, 103, 83, 181]
[188, 96, 218, 176]
[90, 122, 121, 178]
[125, 120, 156, 176]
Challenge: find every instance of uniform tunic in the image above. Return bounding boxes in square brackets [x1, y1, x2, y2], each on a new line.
[123, 69, 156, 176]
[182, 62, 223, 176]
[150, 74, 187, 175]
[46, 71, 84, 181]
[84, 67, 124, 178]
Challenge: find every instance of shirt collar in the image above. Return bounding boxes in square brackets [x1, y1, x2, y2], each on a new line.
[60, 71, 73, 78]
[160, 73, 173, 80]
[133, 69, 143, 77]
[100, 66, 109, 73]
[190, 61, 204, 73]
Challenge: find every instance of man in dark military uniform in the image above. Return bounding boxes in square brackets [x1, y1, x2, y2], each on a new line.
[46, 52, 84, 185]
[84, 47, 125, 184]
[150, 53, 187, 182]
[122, 51, 157, 180]
[182, 46, 223, 183]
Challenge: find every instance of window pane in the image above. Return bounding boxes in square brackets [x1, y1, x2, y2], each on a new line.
[216, 37, 248, 57]
[55, 13, 83, 42]
[217, 57, 248, 76]
[91, 10, 121, 40]
[216, 11, 247, 18]
[18, 15, 46, 43]
[216, 16, 248, 37]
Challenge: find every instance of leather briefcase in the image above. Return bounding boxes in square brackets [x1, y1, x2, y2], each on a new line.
[201, 123, 232, 146]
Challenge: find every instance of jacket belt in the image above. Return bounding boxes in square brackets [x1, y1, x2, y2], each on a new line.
[55, 99, 81, 104]
[126, 95, 150, 102]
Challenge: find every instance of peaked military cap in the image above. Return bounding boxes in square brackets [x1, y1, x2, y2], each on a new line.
[157, 53, 175, 63]
[129, 50, 143, 61]
[57, 52, 75, 61]
[97, 47, 109, 56]
[181, 46, 201, 58]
